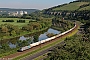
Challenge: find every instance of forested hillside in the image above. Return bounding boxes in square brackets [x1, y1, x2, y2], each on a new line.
[43, 0, 90, 60]
[43, 1, 90, 20]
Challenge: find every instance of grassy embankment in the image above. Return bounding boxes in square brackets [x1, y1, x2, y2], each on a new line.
[53, 2, 89, 11]
[79, 6, 90, 10]
[0, 48, 18, 58]
[13, 23, 79, 60]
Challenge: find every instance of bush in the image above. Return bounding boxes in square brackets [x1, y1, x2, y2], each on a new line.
[2, 20, 14, 22]
[17, 20, 25, 23]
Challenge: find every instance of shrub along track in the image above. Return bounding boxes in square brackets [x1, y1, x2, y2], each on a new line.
[3, 23, 79, 60]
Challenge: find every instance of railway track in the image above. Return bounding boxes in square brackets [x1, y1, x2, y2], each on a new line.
[3, 23, 79, 60]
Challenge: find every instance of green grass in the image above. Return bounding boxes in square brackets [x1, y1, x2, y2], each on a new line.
[13, 24, 79, 60]
[53, 2, 89, 11]
[34, 53, 48, 60]
[79, 6, 90, 10]
[0, 18, 35, 28]
[0, 48, 18, 58]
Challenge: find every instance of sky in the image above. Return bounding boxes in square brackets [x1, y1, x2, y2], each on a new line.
[0, 0, 75, 10]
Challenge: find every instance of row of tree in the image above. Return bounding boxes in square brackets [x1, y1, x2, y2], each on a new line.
[0, 24, 20, 37]
[17, 20, 25, 23]
[2, 20, 26, 23]
[45, 10, 90, 20]
[2, 20, 14, 22]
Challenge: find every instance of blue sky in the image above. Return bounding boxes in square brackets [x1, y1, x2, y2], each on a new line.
[0, 0, 75, 10]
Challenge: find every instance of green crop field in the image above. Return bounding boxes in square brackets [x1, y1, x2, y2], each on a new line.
[53, 2, 89, 11]
[0, 18, 35, 28]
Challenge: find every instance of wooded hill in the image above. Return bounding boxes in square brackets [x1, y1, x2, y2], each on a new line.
[43, 1, 90, 20]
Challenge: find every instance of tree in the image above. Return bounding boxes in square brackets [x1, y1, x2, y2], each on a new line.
[33, 34, 39, 42]
[1, 43, 10, 51]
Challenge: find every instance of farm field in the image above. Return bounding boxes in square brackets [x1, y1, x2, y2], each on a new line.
[0, 18, 35, 28]
[53, 2, 89, 11]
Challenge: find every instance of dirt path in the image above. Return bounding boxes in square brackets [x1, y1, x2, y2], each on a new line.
[2, 23, 78, 60]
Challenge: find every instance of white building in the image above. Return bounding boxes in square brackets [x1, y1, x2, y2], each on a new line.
[16, 11, 18, 14]
[20, 11, 23, 15]
[8, 11, 28, 16]
[24, 11, 27, 14]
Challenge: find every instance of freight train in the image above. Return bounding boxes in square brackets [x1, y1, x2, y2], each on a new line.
[19, 24, 76, 52]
